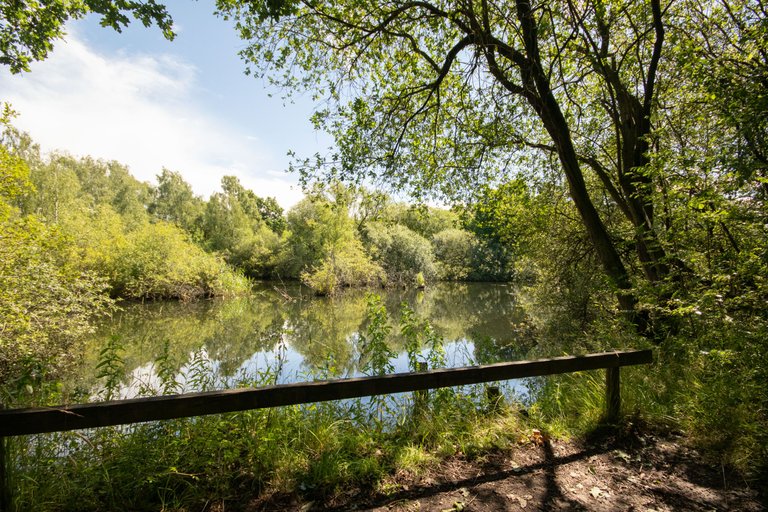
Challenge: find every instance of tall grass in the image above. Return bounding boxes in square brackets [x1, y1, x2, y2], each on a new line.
[7, 295, 528, 511]
[527, 310, 768, 481]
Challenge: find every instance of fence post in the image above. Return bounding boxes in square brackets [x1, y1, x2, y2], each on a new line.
[485, 385, 502, 413]
[0, 437, 7, 512]
[414, 362, 428, 413]
[605, 367, 620, 422]
[0, 402, 8, 512]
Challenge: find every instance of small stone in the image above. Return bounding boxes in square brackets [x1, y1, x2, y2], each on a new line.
[590, 486, 606, 498]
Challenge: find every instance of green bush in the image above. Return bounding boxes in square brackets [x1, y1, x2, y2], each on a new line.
[365, 222, 436, 285]
[0, 215, 112, 401]
[301, 240, 384, 295]
[1, 145, 113, 401]
[431, 228, 476, 280]
[111, 221, 250, 300]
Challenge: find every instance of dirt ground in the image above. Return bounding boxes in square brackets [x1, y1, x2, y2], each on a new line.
[244, 431, 766, 512]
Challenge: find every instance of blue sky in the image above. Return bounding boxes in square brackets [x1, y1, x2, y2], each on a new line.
[0, 0, 329, 207]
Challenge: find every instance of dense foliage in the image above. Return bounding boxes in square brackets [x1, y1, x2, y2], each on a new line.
[214, 0, 768, 477]
[0, 141, 112, 399]
[0, 118, 499, 395]
[2, 125, 499, 295]
[218, 0, 767, 330]
[0, 124, 249, 393]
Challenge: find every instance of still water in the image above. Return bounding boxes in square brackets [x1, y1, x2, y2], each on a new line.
[76, 282, 536, 400]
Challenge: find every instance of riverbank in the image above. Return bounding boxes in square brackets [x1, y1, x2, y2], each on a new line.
[8, 386, 766, 511]
[240, 429, 765, 511]
[9, 290, 767, 511]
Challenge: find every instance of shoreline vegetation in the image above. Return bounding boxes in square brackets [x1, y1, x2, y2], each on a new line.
[2, 123, 768, 509]
[2, 126, 520, 302]
[0, 125, 513, 394]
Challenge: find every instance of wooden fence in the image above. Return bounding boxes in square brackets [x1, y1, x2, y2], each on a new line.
[0, 349, 652, 509]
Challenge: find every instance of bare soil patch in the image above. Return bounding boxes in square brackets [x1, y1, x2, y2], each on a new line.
[243, 431, 765, 511]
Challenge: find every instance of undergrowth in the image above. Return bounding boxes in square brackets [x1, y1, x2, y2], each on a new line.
[526, 308, 768, 484]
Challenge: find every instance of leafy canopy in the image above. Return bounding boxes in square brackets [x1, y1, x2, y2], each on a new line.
[1, 0, 174, 73]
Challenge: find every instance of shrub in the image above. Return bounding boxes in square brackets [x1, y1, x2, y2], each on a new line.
[365, 223, 436, 285]
[0, 215, 112, 401]
[111, 221, 249, 300]
[432, 228, 476, 280]
[301, 240, 384, 295]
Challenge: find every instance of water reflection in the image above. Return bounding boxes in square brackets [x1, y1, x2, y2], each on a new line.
[77, 282, 533, 397]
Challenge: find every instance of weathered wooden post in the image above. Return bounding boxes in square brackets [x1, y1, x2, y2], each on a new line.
[605, 366, 620, 422]
[485, 385, 502, 413]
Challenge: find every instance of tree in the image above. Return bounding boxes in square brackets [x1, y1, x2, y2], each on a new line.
[300, 240, 384, 295]
[0, 141, 112, 396]
[16, 152, 155, 229]
[280, 183, 384, 293]
[218, 0, 691, 328]
[1, 0, 174, 73]
[462, 179, 552, 280]
[431, 228, 476, 281]
[18, 153, 81, 223]
[150, 168, 204, 234]
[681, 0, 767, 191]
[385, 203, 459, 239]
[280, 184, 358, 275]
[201, 179, 281, 277]
[220, 175, 285, 233]
[83, 158, 151, 227]
[255, 195, 286, 233]
[0, 127, 34, 220]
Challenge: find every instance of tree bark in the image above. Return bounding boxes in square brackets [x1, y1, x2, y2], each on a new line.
[513, 0, 643, 326]
[592, 0, 671, 286]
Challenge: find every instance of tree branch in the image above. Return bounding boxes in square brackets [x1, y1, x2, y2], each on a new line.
[644, 0, 665, 115]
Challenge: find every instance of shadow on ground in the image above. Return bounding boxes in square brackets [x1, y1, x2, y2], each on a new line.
[245, 433, 765, 512]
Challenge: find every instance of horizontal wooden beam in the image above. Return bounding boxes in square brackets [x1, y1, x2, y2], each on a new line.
[0, 350, 652, 437]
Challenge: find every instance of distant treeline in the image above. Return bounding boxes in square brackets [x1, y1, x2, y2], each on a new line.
[3, 129, 531, 301]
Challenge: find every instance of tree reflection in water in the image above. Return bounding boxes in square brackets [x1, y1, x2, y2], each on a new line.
[76, 282, 533, 398]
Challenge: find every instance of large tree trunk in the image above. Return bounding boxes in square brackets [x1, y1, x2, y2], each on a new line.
[540, 94, 642, 325]
[513, 0, 644, 330]
[591, 0, 671, 286]
[615, 84, 671, 284]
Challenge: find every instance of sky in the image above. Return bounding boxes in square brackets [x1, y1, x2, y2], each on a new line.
[0, 0, 330, 208]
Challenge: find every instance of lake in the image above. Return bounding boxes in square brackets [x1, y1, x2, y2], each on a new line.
[74, 282, 536, 401]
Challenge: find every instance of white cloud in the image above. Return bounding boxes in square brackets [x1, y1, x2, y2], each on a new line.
[0, 31, 303, 208]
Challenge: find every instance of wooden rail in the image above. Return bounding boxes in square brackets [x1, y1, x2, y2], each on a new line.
[0, 350, 652, 437]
